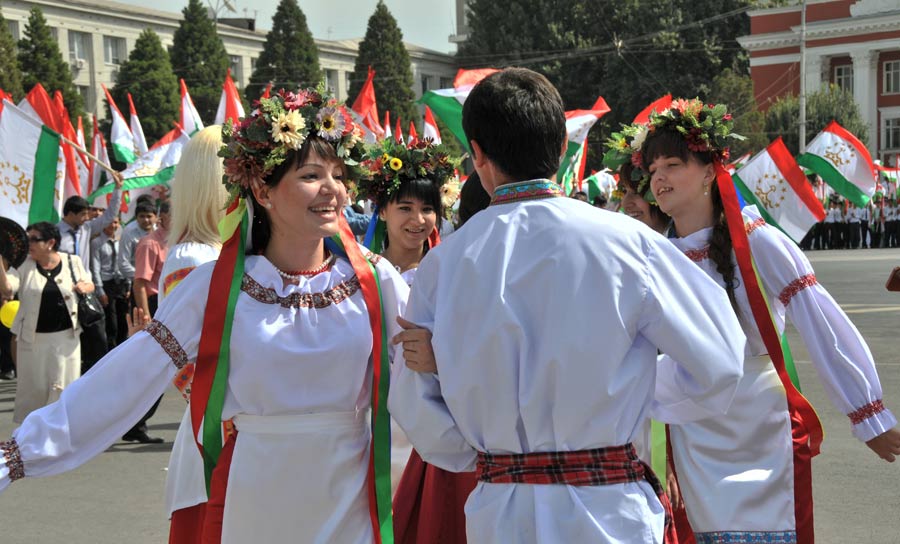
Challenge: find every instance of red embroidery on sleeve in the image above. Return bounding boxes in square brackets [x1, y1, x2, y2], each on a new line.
[745, 218, 766, 235]
[848, 400, 886, 425]
[778, 274, 818, 306]
[683, 246, 710, 263]
[1, 438, 25, 481]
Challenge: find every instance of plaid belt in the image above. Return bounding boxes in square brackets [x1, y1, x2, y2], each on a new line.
[476, 444, 674, 536]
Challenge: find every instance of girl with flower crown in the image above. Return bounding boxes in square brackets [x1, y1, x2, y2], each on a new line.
[638, 98, 900, 543]
[355, 140, 477, 543]
[0, 89, 409, 544]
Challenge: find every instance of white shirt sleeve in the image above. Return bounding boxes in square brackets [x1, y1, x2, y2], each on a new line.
[0, 265, 210, 492]
[639, 237, 746, 424]
[387, 250, 478, 473]
[749, 222, 897, 442]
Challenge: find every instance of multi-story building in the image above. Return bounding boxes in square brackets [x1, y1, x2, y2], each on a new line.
[2, 0, 456, 123]
[738, 0, 900, 166]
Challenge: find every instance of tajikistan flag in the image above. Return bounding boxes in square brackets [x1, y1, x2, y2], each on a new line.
[102, 85, 138, 164]
[0, 99, 65, 226]
[734, 137, 826, 243]
[420, 68, 499, 151]
[798, 121, 876, 207]
[128, 93, 149, 155]
[89, 127, 190, 201]
[558, 97, 611, 192]
[180, 79, 204, 136]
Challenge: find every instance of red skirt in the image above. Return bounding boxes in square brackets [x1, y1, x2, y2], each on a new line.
[392, 450, 477, 544]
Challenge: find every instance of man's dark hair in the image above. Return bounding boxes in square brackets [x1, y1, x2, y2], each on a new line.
[462, 68, 566, 181]
[63, 196, 91, 216]
[158, 201, 171, 215]
[135, 194, 155, 206]
[458, 171, 491, 227]
[135, 202, 158, 216]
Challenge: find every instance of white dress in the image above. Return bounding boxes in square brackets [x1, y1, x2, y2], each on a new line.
[0, 251, 408, 544]
[388, 182, 747, 544]
[666, 206, 896, 543]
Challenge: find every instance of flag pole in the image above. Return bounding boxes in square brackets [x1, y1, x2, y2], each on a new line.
[2, 99, 118, 175]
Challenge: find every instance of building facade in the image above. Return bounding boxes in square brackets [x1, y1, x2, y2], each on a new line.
[738, 0, 900, 166]
[3, 0, 457, 124]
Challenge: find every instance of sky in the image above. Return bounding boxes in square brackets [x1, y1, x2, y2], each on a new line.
[116, 0, 460, 54]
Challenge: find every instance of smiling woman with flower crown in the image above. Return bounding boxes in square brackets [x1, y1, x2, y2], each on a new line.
[0, 88, 409, 544]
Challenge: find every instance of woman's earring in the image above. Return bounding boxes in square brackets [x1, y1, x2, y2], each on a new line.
[265, 202, 273, 210]
[703, 184, 709, 197]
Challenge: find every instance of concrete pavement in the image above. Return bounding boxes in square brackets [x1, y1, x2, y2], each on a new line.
[0, 247, 898, 543]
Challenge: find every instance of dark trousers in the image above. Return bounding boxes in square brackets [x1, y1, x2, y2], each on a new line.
[0, 322, 14, 374]
[860, 221, 869, 248]
[80, 317, 108, 375]
[814, 222, 826, 249]
[127, 293, 160, 436]
[102, 279, 130, 349]
[849, 222, 860, 249]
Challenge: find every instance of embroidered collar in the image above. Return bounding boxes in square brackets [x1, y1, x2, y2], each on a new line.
[490, 179, 565, 206]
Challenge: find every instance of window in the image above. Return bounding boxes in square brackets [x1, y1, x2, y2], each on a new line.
[229, 55, 242, 87]
[834, 64, 853, 93]
[886, 118, 900, 150]
[421, 74, 431, 95]
[346, 72, 352, 95]
[325, 69, 338, 95]
[49, 27, 58, 43]
[76, 86, 93, 113]
[6, 20, 18, 41]
[439, 76, 453, 89]
[885, 60, 900, 94]
[250, 57, 257, 72]
[68, 31, 91, 65]
[103, 35, 126, 65]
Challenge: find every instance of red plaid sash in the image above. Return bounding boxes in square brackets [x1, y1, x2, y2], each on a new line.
[476, 444, 674, 538]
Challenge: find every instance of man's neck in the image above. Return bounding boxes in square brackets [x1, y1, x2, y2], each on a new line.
[63, 216, 79, 229]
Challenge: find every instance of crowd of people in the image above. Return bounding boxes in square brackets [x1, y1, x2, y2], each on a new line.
[0, 68, 897, 544]
[798, 195, 900, 250]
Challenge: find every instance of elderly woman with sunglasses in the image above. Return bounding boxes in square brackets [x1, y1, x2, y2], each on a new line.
[0, 221, 94, 423]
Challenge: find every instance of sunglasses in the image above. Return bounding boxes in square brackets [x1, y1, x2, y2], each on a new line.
[27, 236, 46, 243]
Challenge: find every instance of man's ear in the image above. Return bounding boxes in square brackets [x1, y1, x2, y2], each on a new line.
[471, 140, 486, 169]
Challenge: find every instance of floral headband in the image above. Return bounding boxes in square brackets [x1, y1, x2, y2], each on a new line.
[219, 85, 365, 198]
[357, 139, 462, 219]
[602, 123, 655, 204]
[644, 98, 744, 164]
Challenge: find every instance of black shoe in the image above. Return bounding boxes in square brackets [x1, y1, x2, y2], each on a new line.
[122, 430, 164, 444]
[0, 370, 15, 380]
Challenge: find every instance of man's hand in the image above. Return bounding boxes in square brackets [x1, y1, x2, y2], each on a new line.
[113, 170, 124, 190]
[125, 306, 150, 337]
[99, 294, 109, 307]
[866, 427, 900, 462]
[392, 316, 437, 373]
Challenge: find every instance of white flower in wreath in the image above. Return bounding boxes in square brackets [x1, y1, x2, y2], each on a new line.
[631, 124, 649, 150]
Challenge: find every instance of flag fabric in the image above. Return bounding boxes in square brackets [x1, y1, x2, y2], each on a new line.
[74, 116, 90, 193]
[733, 137, 826, 243]
[88, 114, 112, 199]
[21, 85, 78, 200]
[102, 84, 138, 164]
[382, 111, 392, 141]
[0, 99, 65, 226]
[90, 127, 189, 200]
[180, 79, 204, 136]
[262, 83, 273, 100]
[558, 96, 611, 192]
[214, 68, 246, 126]
[350, 66, 383, 142]
[407, 121, 418, 146]
[726, 152, 753, 175]
[52, 91, 84, 199]
[633, 95, 673, 125]
[422, 106, 441, 144]
[394, 117, 403, 144]
[798, 121, 876, 207]
[582, 170, 616, 202]
[419, 68, 498, 152]
[128, 93, 149, 155]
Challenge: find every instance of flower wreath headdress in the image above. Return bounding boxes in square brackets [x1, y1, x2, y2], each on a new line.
[603, 122, 655, 204]
[218, 83, 366, 201]
[357, 139, 462, 220]
[644, 98, 745, 166]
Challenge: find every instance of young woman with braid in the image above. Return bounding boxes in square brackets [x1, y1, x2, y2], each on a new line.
[639, 99, 900, 543]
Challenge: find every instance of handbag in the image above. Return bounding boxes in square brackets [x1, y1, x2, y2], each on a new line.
[66, 254, 105, 326]
[887, 267, 900, 292]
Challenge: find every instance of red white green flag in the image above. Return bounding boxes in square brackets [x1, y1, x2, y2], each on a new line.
[214, 68, 246, 126]
[128, 93, 149, 155]
[423, 105, 441, 144]
[180, 79, 204, 136]
[90, 127, 189, 200]
[102, 84, 138, 164]
[350, 66, 383, 143]
[733, 137, 826, 243]
[798, 121, 876, 207]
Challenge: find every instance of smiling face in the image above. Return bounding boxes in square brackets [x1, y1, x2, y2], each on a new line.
[259, 149, 348, 242]
[621, 184, 666, 233]
[648, 154, 714, 219]
[380, 196, 437, 253]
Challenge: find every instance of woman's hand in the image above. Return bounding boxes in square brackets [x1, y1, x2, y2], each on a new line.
[392, 317, 437, 373]
[666, 459, 683, 511]
[866, 427, 900, 462]
[125, 306, 150, 337]
[74, 281, 93, 294]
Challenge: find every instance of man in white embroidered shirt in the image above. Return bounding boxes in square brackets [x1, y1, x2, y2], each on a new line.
[388, 68, 747, 544]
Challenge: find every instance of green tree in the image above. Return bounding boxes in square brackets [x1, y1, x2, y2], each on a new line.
[0, 3, 24, 99]
[705, 68, 767, 157]
[246, 0, 320, 101]
[170, 0, 229, 123]
[348, 1, 416, 127]
[764, 84, 868, 155]
[110, 29, 179, 144]
[17, 6, 82, 120]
